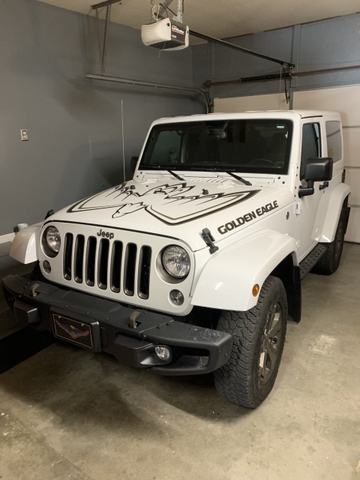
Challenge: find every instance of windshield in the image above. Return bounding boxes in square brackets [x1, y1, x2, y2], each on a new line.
[140, 119, 293, 175]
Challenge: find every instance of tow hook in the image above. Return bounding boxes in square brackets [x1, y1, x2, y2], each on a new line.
[25, 283, 40, 298]
[129, 311, 141, 329]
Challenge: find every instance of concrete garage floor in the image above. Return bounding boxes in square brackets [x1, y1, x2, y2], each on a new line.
[0, 243, 359, 480]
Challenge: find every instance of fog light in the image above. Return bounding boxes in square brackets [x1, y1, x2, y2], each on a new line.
[155, 346, 172, 362]
[170, 290, 184, 306]
[43, 260, 51, 274]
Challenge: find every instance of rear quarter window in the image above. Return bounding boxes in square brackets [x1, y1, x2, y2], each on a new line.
[326, 121, 342, 162]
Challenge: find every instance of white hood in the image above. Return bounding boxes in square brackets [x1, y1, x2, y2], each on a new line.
[49, 176, 292, 251]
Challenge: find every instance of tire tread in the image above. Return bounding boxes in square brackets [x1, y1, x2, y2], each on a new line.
[214, 276, 287, 408]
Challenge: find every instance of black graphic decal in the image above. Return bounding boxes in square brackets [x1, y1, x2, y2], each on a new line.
[218, 200, 279, 235]
[68, 182, 260, 225]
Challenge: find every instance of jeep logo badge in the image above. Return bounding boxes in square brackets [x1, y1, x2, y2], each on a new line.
[97, 229, 114, 240]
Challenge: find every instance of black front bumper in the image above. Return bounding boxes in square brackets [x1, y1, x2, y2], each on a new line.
[1, 275, 232, 375]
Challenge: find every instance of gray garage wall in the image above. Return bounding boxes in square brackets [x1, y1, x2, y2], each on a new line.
[0, 0, 200, 237]
[192, 13, 360, 99]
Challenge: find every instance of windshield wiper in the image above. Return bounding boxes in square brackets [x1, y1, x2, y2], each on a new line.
[221, 169, 252, 186]
[145, 165, 185, 181]
[188, 166, 252, 186]
[167, 169, 184, 181]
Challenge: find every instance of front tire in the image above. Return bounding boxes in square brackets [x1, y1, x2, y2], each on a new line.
[214, 276, 287, 408]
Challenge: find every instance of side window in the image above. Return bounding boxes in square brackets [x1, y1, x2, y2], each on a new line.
[300, 123, 321, 179]
[326, 121, 342, 162]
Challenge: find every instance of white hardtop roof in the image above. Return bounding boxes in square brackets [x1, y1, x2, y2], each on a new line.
[152, 110, 340, 125]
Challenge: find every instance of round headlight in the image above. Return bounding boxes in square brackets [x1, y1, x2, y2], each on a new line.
[162, 245, 190, 279]
[43, 226, 61, 256]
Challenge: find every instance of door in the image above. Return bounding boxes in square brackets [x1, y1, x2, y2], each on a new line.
[295, 120, 324, 261]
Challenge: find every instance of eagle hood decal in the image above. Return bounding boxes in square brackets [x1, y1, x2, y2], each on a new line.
[67, 181, 260, 225]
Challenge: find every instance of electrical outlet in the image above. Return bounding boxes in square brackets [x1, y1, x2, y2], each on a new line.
[20, 129, 29, 141]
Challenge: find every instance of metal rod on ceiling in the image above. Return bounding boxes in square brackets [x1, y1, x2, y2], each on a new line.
[93, 0, 116, 75]
[295, 64, 360, 77]
[101, 4, 111, 74]
[207, 64, 360, 88]
[91, 0, 120, 9]
[206, 72, 291, 88]
[189, 30, 295, 69]
[175, 0, 184, 22]
[85, 73, 211, 112]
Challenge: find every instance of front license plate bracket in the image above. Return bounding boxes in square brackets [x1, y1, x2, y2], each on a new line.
[52, 312, 101, 351]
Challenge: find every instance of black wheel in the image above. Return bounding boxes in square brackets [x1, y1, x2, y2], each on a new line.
[312, 206, 346, 275]
[214, 276, 287, 408]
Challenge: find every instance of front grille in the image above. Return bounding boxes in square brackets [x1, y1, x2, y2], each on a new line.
[63, 233, 152, 299]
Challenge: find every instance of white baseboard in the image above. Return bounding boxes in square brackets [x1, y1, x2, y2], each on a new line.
[0, 233, 15, 245]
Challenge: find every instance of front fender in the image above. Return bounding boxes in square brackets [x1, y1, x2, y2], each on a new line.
[191, 230, 297, 312]
[320, 183, 351, 242]
[10, 223, 42, 264]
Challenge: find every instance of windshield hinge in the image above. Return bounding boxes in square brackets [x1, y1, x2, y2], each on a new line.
[294, 202, 302, 216]
[201, 228, 219, 254]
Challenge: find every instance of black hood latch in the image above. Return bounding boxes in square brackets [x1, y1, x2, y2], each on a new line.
[201, 228, 219, 255]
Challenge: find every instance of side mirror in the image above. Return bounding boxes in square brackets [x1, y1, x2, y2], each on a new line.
[305, 157, 333, 182]
[130, 156, 139, 175]
[298, 157, 333, 198]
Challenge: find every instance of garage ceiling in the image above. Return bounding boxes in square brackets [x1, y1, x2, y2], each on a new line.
[38, 0, 360, 40]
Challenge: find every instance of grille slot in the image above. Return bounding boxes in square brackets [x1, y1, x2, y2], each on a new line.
[86, 237, 97, 286]
[98, 239, 110, 289]
[124, 243, 137, 296]
[111, 241, 123, 293]
[64, 233, 73, 280]
[62, 233, 151, 299]
[139, 246, 151, 299]
[74, 235, 85, 283]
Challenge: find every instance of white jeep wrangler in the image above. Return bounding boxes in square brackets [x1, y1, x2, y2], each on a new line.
[2, 110, 351, 408]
